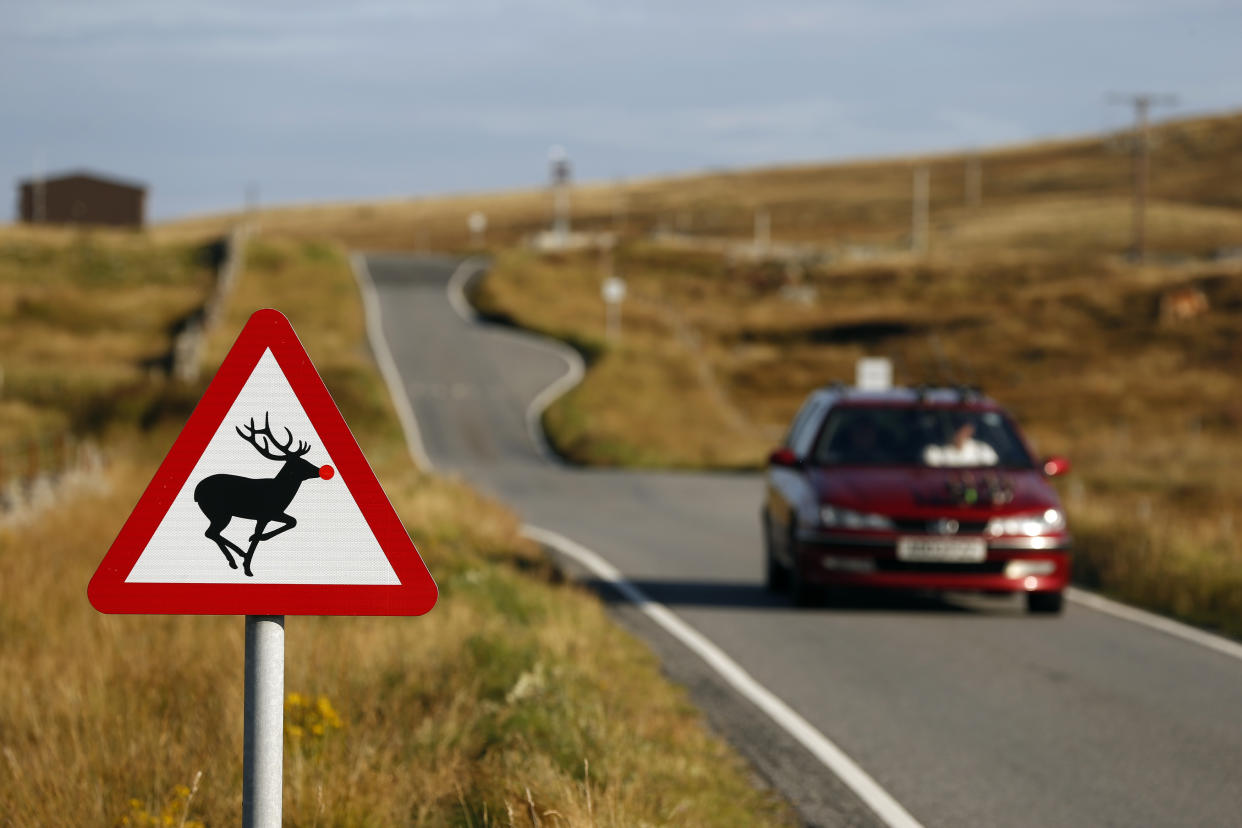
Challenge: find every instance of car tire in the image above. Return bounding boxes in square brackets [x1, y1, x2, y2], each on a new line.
[763, 513, 788, 592]
[787, 525, 820, 607]
[1026, 590, 1064, 615]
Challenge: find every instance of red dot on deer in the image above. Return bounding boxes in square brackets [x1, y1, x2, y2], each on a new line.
[319, 465, 335, 480]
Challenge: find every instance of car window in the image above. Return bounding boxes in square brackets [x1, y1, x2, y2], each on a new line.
[784, 395, 824, 450]
[810, 406, 1035, 468]
[789, 398, 828, 458]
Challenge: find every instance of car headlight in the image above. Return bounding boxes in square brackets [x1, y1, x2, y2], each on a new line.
[820, 504, 894, 530]
[986, 508, 1065, 537]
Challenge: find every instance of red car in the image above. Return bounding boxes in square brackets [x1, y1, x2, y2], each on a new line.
[762, 386, 1072, 613]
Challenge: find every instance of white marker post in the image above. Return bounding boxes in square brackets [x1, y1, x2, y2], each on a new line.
[601, 276, 627, 342]
[467, 211, 488, 247]
[243, 615, 285, 828]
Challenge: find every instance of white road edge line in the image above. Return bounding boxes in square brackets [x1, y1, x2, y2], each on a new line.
[1066, 587, 1242, 662]
[360, 252, 922, 826]
[445, 256, 482, 323]
[443, 255, 921, 827]
[350, 253, 434, 472]
[355, 251, 1242, 828]
[522, 524, 924, 828]
[445, 257, 585, 464]
[454, 253, 1242, 668]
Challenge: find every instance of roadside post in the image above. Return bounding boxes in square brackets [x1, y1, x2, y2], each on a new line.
[549, 145, 572, 243]
[467, 211, 488, 247]
[912, 166, 930, 254]
[601, 275, 627, 341]
[754, 208, 771, 252]
[89, 309, 437, 827]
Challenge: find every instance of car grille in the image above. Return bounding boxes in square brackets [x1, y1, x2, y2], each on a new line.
[894, 519, 989, 535]
[875, 559, 1007, 574]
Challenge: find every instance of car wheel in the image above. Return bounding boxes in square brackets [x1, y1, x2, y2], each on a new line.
[787, 525, 820, 607]
[763, 513, 788, 592]
[1026, 590, 1064, 615]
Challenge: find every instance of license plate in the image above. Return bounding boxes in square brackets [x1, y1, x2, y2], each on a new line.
[896, 537, 986, 563]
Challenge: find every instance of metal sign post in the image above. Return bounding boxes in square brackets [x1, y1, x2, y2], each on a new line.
[243, 615, 285, 828]
[90, 310, 438, 826]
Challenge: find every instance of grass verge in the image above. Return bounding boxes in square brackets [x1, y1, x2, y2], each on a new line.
[0, 235, 792, 826]
[475, 242, 1242, 638]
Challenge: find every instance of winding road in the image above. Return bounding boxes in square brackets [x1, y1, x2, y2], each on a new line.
[357, 253, 1242, 828]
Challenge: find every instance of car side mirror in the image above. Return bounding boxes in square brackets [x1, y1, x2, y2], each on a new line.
[1042, 455, 1071, 477]
[768, 448, 801, 468]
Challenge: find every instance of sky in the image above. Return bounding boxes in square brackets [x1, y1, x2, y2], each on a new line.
[3, 1, 1241, 220]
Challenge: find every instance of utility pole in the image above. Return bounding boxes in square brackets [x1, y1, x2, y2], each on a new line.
[612, 179, 627, 237]
[1109, 93, 1177, 262]
[965, 153, 982, 209]
[911, 165, 930, 253]
[754, 207, 771, 252]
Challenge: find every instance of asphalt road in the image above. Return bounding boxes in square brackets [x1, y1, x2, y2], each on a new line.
[363, 253, 1242, 828]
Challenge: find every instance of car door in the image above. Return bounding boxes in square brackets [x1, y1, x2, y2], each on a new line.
[766, 394, 830, 564]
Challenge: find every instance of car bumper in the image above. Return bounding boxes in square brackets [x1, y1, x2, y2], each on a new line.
[797, 531, 1071, 593]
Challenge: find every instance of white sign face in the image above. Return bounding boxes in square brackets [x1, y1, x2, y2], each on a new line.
[125, 350, 400, 585]
[601, 276, 627, 304]
[856, 357, 893, 391]
[467, 211, 488, 233]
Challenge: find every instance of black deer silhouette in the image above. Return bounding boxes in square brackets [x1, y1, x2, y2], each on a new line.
[194, 413, 327, 577]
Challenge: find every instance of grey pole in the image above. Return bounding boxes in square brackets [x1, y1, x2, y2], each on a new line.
[912, 166, 930, 253]
[965, 154, 982, 209]
[243, 615, 285, 828]
[606, 302, 620, 342]
[754, 208, 771, 251]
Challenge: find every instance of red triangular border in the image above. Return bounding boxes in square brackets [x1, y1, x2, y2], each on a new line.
[88, 309, 437, 615]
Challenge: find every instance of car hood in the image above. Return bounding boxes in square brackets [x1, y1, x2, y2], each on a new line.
[808, 465, 1060, 515]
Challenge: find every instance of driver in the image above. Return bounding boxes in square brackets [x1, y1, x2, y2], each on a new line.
[923, 421, 999, 467]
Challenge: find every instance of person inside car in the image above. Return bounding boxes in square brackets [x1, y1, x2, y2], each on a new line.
[923, 421, 999, 467]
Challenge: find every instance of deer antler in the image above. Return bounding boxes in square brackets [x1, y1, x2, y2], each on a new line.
[236, 412, 312, 459]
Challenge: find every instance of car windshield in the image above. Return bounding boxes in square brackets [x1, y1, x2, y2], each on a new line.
[810, 405, 1035, 469]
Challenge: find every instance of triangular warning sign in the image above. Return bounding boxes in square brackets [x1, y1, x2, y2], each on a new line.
[89, 309, 437, 615]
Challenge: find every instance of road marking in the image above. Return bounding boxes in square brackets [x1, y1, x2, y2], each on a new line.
[457, 245, 1242, 667]
[1067, 587, 1242, 663]
[522, 524, 923, 828]
[349, 254, 434, 472]
[358, 252, 1242, 828]
[444, 257, 585, 464]
[446, 256, 484, 323]
[439, 256, 918, 827]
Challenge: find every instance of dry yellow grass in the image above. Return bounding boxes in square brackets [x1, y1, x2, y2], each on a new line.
[478, 238, 1242, 636]
[160, 110, 1242, 258]
[0, 235, 793, 827]
[0, 233, 214, 460]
